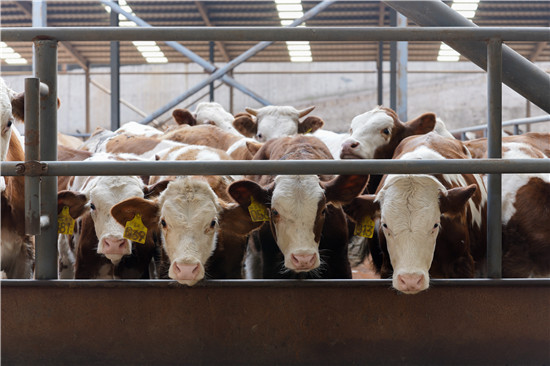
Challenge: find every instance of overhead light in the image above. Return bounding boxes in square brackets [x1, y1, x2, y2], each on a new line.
[275, 1, 312, 62]
[275, 0, 302, 3]
[104, 1, 168, 64]
[0, 42, 28, 65]
[437, 0, 480, 62]
[276, 4, 302, 12]
[290, 56, 312, 62]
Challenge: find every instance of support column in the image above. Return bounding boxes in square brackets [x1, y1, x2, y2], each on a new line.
[487, 39, 503, 278]
[110, 0, 120, 131]
[389, 9, 407, 120]
[34, 39, 58, 280]
[209, 41, 215, 102]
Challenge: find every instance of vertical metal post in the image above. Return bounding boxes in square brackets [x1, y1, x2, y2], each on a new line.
[396, 13, 408, 121]
[389, 9, 397, 112]
[34, 39, 58, 280]
[377, 41, 383, 106]
[32, 0, 47, 68]
[229, 69, 234, 114]
[110, 1, 120, 131]
[487, 39, 503, 278]
[209, 41, 215, 102]
[24, 78, 41, 235]
[85, 66, 91, 133]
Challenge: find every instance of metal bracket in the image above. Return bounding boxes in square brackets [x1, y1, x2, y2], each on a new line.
[15, 161, 48, 176]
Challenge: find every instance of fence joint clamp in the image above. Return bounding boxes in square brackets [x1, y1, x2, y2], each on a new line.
[15, 161, 48, 176]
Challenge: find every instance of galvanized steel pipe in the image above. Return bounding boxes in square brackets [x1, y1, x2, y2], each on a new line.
[487, 39, 503, 278]
[450, 115, 550, 135]
[2, 159, 549, 177]
[34, 39, 58, 280]
[24, 77, 41, 236]
[1, 27, 548, 42]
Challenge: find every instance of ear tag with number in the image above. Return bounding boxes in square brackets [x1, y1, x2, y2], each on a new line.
[354, 216, 375, 238]
[123, 214, 147, 244]
[248, 196, 270, 222]
[58, 206, 75, 235]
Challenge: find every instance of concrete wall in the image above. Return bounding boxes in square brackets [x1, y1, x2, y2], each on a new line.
[3, 60, 549, 135]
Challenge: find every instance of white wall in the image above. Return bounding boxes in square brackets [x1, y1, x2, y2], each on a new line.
[3, 60, 549, 135]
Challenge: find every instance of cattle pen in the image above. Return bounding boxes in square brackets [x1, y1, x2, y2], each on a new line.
[2, 18, 550, 366]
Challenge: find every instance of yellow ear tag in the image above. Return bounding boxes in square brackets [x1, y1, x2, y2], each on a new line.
[354, 216, 375, 238]
[248, 196, 270, 222]
[123, 214, 147, 244]
[58, 206, 75, 235]
[305, 128, 313, 134]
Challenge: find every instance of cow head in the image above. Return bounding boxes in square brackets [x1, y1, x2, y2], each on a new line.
[233, 105, 323, 142]
[173, 102, 239, 135]
[0, 79, 24, 192]
[111, 177, 253, 286]
[340, 106, 436, 160]
[58, 176, 169, 265]
[228, 174, 368, 273]
[344, 175, 476, 294]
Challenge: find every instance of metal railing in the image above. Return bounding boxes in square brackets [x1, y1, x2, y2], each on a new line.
[451, 115, 550, 139]
[1, 26, 549, 281]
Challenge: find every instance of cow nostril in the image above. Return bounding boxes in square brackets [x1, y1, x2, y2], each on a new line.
[350, 142, 359, 148]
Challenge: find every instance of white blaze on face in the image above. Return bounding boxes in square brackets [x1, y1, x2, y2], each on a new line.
[254, 106, 301, 142]
[341, 107, 394, 159]
[271, 175, 325, 272]
[377, 175, 445, 294]
[158, 178, 220, 286]
[86, 175, 145, 264]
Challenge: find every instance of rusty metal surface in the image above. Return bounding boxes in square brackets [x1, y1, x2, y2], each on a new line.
[2, 280, 549, 365]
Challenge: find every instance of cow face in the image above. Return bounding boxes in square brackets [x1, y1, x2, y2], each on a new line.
[58, 176, 149, 265]
[345, 175, 476, 294]
[233, 105, 322, 142]
[229, 174, 368, 273]
[112, 177, 229, 286]
[340, 107, 436, 160]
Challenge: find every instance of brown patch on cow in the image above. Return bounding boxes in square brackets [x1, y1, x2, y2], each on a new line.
[232, 113, 257, 137]
[57, 191, 89, 219]
[111, 197, 160, 231]
[58, 145, 93, 191]
[323, 175, 369, 204]
[298, 116, 324, 134]
[343, 195, 380, 224]
[162, 124, 241, 150]
[105, 134, 162, 155]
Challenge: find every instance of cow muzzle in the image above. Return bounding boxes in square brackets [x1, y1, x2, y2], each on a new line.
[170, 259, 204, 286]
[393, 272, 429, 295]
[99, 236, 131, 264]
[340, 140, 362, 159]
[287, 251, 319, 272]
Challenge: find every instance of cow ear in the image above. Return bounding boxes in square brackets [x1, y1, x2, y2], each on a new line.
[298, 116, 324, 134]
[439, 184, 477, 214]
[172, 109, 197, 126]
[144, 179, 170, 199]
[233, 114, 257, 138]
[405, 113, 436, 136]
[228, 179, 271, 208]
[343, 195, 380, 224]
[323, 175, 369, 204]
[58, 190, 89, 219]
[111, 197, 160, 230]
[219, 203, 264, 236]
[10, 92, 25, 122]
[245, 140, 263, 157]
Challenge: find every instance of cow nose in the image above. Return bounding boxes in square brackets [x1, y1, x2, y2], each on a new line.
[396, 273, 425, 293]
[342, 141, 359, 150]
[173, 262, 200, 281]
[290, 253, 317, 270]
[102, 238, 127, 254]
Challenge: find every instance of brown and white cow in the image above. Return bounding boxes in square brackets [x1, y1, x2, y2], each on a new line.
[111, 175, 257, 286]
[161, 123, 262, 161]
[1, 78, 34, 279]
[57, 153, 167, 279]
[464, 132, 550, 159]
[232, 105, 324, 142]
[172, 102, 242, 136]
[344, 132, 488, 294]
[227, 135, 369, 278]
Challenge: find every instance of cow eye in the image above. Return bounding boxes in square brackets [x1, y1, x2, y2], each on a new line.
[210, 219, 217, 228]
[271, 209, 279, 217]
[257, 133, 263, 140]
[382, 223, 387, 228]
[160, 219, 167, 228]
[433, 223, 439, 229]
[382, 128, 390, 135]
[7, 119, 13, 128]
[90, 203, 96, 210]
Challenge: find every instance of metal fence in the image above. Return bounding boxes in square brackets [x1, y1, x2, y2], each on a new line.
[1, 26, 550, 281]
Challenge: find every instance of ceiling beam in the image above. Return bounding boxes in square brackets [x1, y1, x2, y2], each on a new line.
[529, 22, 549, 62]
[12, 0, 90, 71]
[194, 1, 231, 62]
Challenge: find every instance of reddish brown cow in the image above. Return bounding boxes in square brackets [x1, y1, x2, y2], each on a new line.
[344, 133, 488, 294]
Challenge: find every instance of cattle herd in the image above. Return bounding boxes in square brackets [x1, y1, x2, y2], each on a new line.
[1, 77, 549, 294]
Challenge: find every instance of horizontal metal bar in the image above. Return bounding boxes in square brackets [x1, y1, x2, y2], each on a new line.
[2, 279, 549, 288]
[451, 114, 550, 134]
[1, 27, 548, 42]
[1, 159, 549, 177]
